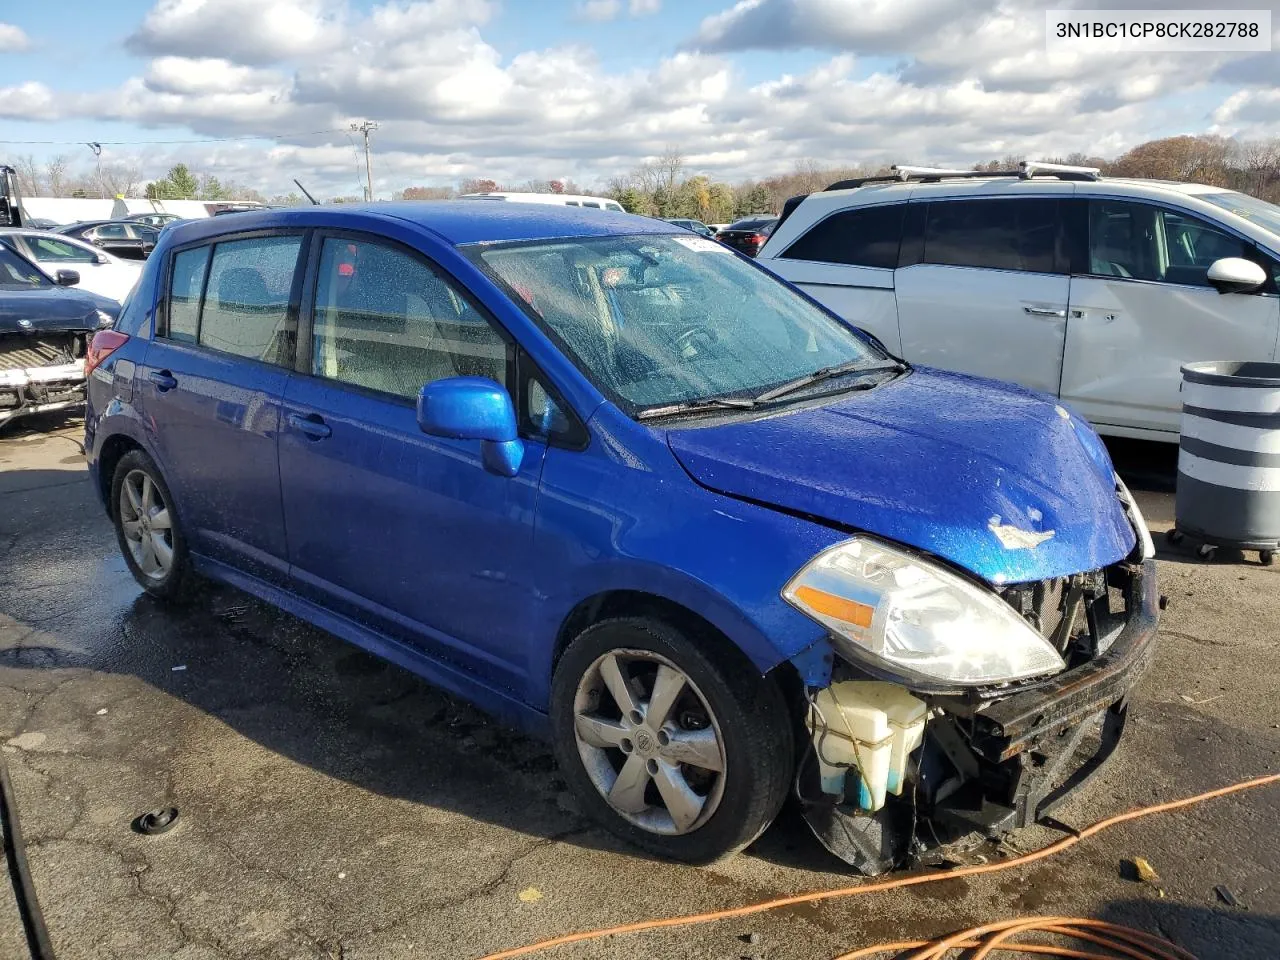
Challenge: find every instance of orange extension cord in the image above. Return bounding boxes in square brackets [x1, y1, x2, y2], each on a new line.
[476, 772, 1279, 960]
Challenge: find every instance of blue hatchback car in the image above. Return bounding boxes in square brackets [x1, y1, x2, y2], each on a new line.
[85, 202, 1158, 870]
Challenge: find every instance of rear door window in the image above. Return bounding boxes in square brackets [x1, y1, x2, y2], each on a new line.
[780, 204, 905, 268]
[166, 246, 210, 344]
[198, 235, 302, 366]
[923, 199, 1059, 273]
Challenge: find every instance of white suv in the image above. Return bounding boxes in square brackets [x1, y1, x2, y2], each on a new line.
[758, 161, 1280, 442]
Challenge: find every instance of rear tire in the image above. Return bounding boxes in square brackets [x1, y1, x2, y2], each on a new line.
[550, 616, 793, 863]
[111, 449, 194, 601]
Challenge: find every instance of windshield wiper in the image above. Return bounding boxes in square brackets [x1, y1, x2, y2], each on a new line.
[636, 396, 758, 420]
[752, 359, 906, 404]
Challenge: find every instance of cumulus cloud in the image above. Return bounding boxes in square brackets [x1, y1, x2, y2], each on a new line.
[127, 0, 347, 64]
[630, 0, 662, 14]
[0, 22, 29, 51]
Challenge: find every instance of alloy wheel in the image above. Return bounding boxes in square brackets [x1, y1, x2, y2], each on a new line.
[119, 469, 174, 581]
[572, 649, 727, 836]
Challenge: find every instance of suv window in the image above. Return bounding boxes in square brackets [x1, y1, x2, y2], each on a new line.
[1087, 200, 1252, 286]
[780, 204, 904, 269]
[310, 237, 508, 400]
[924, 199, 1058, 273]
[198, 235, 301, 365]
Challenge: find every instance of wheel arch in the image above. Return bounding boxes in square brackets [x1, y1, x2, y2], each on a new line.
[96, 433, 145, 515]
[549, 589, 805, 719]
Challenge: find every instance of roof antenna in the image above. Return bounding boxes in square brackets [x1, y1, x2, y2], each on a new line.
[294, 179, 320, 206]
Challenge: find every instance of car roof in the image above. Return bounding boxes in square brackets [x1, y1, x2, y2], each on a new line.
[1, 227, 93, 240]
[161, 200, 681, 248]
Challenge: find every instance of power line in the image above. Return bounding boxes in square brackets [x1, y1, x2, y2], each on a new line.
[0, 128, 349, 146]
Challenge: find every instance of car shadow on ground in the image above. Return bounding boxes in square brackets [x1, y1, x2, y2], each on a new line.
[0, 445, 855, 876]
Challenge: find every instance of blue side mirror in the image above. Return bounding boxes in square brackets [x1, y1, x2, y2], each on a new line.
[417, 377, 524, 477]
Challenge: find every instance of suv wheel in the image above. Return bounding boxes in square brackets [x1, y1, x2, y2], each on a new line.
[550, 617, 793, 863]
[111, 450, 193, 600]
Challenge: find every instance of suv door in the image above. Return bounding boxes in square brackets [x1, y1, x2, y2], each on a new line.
[1062, 199, 1280, 436]
[139, 231, 305, 585]
[765, 203, 907, 353]
[278, 233, 551, 690]
[894, 197, 1071, 395]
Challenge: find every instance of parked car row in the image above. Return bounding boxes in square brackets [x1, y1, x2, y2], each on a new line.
[758, 161, 1280, 443]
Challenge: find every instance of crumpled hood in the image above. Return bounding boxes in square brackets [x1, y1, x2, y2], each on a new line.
[666, 368, 1136, 584]
[0, 288, 105, 334]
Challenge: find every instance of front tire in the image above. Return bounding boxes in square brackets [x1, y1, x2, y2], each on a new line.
[550, 616, 793, 863]
[111, 449, 194, 601]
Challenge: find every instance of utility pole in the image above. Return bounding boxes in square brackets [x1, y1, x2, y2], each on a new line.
[350, 121, 379, 201]
[86, 142, 104, 198]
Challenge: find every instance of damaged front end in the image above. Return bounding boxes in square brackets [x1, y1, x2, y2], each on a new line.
[787, 543, 1159, 875]
[0, 331, 90, 427]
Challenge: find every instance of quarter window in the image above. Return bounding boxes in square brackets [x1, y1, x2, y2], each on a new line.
[166, 247, 209, 344]
[780, 204, 905, 269]
[198, 235, 301, 365]
[310, 237, 508, 400]
[924, 199, 1059, 273]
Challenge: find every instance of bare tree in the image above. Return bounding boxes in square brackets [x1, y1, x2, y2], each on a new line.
[45, 154, 72, 197]
[655, 147, 684, 192]
[98, 159, 144, 198]
[1234, 138, 1280, 200]
[11, 154, 42, 196]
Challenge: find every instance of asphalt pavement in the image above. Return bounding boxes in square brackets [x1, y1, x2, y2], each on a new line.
[0, 414, 1277, 960]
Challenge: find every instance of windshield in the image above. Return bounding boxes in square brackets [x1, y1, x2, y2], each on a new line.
[0, 246, 51, 288]
[1199, 191, 1280, 239]
[470, 233, 881, 412]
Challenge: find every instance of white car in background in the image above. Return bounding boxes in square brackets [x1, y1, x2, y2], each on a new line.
[458, 191, 626, 212]
[759, 161, 1280, 442]
[0, 229, 142, 303]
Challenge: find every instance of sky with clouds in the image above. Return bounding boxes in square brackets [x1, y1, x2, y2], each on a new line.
[0, 0, 1277, 199]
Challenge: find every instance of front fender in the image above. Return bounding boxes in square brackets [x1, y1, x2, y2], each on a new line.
[525, 416, 843, 707]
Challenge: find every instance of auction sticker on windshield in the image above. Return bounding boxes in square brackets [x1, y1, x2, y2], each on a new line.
[671, 236, 732, 253]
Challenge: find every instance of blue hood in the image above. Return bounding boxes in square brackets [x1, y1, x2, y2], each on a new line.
[665, 368, 1136, 585]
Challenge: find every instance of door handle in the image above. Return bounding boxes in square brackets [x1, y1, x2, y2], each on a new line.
[148, 370, 177, 392]
[1023, 306, 1067, 318]
[287, 412, 332, 440]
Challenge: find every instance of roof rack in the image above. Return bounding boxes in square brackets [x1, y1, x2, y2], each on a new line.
[824, 159, 1101, 192]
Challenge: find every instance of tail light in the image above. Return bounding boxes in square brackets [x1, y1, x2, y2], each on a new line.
[746, 233, 767, 246]
[85, 330, 129, 376]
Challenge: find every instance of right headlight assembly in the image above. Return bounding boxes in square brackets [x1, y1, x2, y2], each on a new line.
[783, 537, 1066, 688]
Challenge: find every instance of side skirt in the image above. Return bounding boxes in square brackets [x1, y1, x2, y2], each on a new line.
[190, 553, 552, 739]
